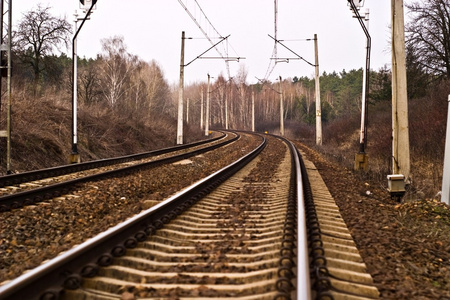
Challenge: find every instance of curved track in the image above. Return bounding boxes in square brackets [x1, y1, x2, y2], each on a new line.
[0, 133, 380, 300]
[0, 132, 237, 211]
[0, 133, 310, 300]
[0, 133, 226, 189]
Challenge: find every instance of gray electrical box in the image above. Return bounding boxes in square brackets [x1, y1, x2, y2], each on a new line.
[387, 174, 406, 200]
[387, 174, 405, 192]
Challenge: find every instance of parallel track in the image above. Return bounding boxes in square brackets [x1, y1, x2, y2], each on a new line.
[0, 132, 237, 211]
[0, 133, 226, 189]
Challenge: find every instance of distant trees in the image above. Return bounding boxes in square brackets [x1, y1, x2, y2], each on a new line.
[176, 67, 396, 133]
[14, 5, 72, 95]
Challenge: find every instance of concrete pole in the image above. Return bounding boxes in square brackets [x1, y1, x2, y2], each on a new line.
[200, 88, 204, 130]
[441, 95, 450, 205]
[252, 90, 255, 132]
[314, 34, 322, 145]
[279, 76, 284, 136]
[205, 74, 211, 136]
[177, 31, 185, 145]
[391, 0, 410, 181]
[225, 93, 229, 130]
[226, 81, 230, 130]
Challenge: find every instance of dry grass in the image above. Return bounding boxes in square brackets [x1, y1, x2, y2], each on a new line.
[0, 90, 204, 174]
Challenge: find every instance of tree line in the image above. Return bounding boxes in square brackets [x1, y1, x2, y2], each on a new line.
[7, 1, 450, 134]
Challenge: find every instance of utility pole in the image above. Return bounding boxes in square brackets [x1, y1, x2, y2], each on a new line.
[225, 93, 229, 130]
[314, 34, 322, 145]
[0, 0, 12, 173]
[200, 88, 204, 130]
[71, 13, 80, 163]
[70, 1, 96, 164]
[177, 31, 185, 145]
[279, 76, 284, 136]
[360, 8, 370, 154]
[226, 78, 232, 130]
[348, 0, 371, 171]
[388, 0, 410, 199]
[251, 90, 255, 132]
[177, 33, 236, 141]
[205, 74, 211, 136]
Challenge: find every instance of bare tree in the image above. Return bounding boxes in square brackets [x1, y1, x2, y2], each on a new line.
[14, 5, 72, 95]
[128, 60, 170, 116]
[79, 61, 103, 105]
[143, 60, 170, 113]
[99, 36, 137, 107]
[406, 0, 450, 78]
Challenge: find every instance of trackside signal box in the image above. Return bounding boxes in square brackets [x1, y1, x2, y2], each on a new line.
[387, 174, 406, 200]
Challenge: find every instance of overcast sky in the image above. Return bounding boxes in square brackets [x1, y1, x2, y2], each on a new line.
[13, 1, 393, 85]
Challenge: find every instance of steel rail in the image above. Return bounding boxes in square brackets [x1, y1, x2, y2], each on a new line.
[270, 135, 311, 300]
[0, 132, 237, 211]
[230, 131, 311, 299]
[0, 134, 266, 300]
[0, 132, 226, 188]
[291, 141, 312, 300]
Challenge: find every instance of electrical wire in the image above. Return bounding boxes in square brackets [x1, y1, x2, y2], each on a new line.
[178, 0, 239, 78]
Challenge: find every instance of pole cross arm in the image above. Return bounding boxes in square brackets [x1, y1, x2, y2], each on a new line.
[73, 2, 96, 42]
[184, 35, 231, 67]
[198, 56, 245, 62]
[348, 0, 371, 41]
[268, 34, 315, 67]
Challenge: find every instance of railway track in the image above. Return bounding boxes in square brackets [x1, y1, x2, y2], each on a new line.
[0, 133, 379, 299]
[0, 132, 236, 211]
[0, 132, 226, 191]
[64, 134, 297, 299]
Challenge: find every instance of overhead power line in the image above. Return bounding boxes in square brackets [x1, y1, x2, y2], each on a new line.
[177, 0, 240, 78]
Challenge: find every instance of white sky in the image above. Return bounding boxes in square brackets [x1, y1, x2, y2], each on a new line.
[13, 0, 393, 85]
